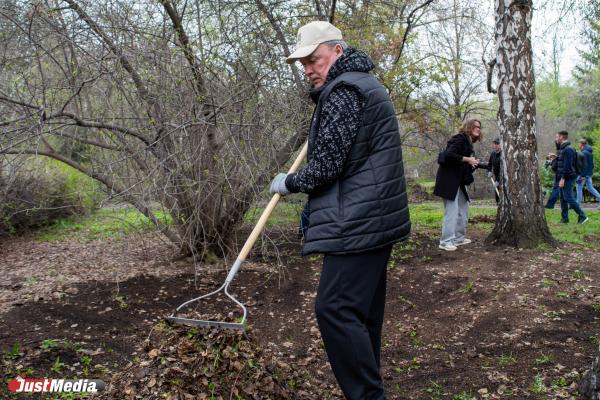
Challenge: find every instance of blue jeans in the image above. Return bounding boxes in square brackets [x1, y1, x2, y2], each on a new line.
[576, 176, 600, 205]
[560, 178, 586, 222]
[440, 189, 469, 246]
[545, 176, 560, 208]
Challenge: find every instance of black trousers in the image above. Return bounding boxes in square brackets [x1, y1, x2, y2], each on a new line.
[315, 245, 392, 400]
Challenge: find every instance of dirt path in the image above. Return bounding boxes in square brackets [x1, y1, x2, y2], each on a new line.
[1, 228, 598, 399]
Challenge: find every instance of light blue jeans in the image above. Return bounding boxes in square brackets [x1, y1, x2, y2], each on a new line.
[440, 189, 469, 246]
[576, 176, 600, 205]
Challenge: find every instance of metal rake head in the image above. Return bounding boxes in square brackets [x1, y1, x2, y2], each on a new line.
[166, 280, 247, 331]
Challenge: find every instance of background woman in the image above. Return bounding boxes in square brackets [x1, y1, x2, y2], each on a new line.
[434, 119, 482, 251]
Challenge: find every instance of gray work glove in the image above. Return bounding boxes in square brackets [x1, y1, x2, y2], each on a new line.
[269, 173, 290, 196]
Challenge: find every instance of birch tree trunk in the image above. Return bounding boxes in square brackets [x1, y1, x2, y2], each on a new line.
[487, 0, 555, 247]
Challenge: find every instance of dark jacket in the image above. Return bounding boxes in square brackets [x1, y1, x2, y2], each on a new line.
[487, 150, 502, 181]
[557, 141, 577, 180]
[549, 141, 560, 172]
[287, 49, 410, 255]
[434, 133, 474, 201]
[582, 144, 594, 177]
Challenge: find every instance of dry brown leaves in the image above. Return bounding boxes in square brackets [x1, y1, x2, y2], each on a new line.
[100, 324, 325, 400]
[0, 233, 178, 313]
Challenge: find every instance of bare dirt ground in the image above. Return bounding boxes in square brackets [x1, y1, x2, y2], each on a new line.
[1, 224, 599, 399]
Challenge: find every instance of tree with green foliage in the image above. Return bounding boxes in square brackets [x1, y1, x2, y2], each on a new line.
[572, 0, 600, 134]
[574, 0, 600, 79]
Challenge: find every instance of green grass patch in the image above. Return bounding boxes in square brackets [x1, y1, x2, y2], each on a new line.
[244, 200, 303, 226]
[409, 202, 496, 232]
[459, 280, 475, 294]
[411, 202, 599, 247]
[452, 391, 476, 400]
[409, 203, 443, 231]
[541, 278, 557, 288]
[535, 353, 554, 365]
[415, 178, 435, 190]
[544, 208, 600, 246]
[497, 352, 516, 366]
[422, 381, 443, 399]
[36, 208, 172, 242]
[529, 374, 547, 395]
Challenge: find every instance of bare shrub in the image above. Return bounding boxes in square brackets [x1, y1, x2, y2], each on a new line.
[0, 167, 88, 235]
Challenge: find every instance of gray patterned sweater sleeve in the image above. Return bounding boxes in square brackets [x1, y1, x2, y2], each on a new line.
[285, 85, 364, 194]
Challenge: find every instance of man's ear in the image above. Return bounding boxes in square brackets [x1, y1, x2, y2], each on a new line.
[335, 44, 344, 58]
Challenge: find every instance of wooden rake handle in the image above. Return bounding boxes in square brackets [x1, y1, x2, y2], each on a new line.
[237, 142, 308, 262]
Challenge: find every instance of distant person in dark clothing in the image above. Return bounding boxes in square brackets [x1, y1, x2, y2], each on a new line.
[485, 137, 502, 203]
[434, 119, 481, 251]
[556, 131, 588, 224]
[544, 133, 561, 209]
[576, 138, 600, 208]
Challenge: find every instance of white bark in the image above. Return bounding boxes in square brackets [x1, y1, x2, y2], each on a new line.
[489, 0, 554, 247]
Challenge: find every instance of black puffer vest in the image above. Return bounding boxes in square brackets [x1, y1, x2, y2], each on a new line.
[556, 141, 575, 179]
[303, 72, 410, 255]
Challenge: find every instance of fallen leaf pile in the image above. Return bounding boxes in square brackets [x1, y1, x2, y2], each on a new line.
[100, 323, 322, 400]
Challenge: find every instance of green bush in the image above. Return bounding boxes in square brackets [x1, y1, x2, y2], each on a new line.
[0, 158, 102, 235]
[43, 159, 103, 210]
[540, 166, 555, 197]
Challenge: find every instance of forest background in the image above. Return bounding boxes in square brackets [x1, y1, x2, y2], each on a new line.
[0, 0, 598, 256]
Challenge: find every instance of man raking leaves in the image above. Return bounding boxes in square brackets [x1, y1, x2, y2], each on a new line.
[269, 21, 411, 400]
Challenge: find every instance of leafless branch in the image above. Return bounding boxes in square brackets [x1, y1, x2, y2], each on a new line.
[47, 111, 152, 146]
[255, 0, 305, 94]
[395, 0, 435, 64]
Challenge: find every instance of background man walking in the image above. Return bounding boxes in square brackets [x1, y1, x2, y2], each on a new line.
[576, 138, 600, 209]
[556, 131, 588, 224]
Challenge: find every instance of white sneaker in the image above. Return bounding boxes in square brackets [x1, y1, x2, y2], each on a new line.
[454, 239, 472, 246]
[439, 243, 458, 251]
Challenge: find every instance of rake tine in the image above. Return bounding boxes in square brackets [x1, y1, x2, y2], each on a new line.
[166, 142, 308, 331]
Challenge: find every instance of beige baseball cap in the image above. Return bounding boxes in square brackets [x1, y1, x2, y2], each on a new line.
[286, 21, 343, 64]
